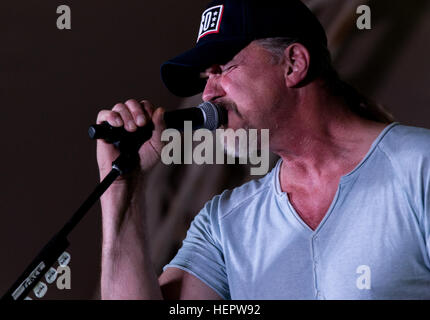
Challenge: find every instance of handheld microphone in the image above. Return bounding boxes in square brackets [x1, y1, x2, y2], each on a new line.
[163, 101, 226, 131]
[88, 102, 227, 153]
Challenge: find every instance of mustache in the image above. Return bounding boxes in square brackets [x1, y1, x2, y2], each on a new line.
[215, 100, 242, 118]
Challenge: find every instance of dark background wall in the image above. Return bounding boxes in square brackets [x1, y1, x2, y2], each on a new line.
[0, 0, 429, 299]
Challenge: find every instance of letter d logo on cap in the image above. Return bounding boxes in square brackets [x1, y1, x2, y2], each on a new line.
[197, 5, 224, 42]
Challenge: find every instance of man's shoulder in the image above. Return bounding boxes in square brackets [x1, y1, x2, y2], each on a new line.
[376, 123, 430, 182]
[205, 162, 278, 220]
[378, 123, 430, 160]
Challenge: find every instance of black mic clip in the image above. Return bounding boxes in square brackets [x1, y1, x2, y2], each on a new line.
[88, 121, 155, 174]
[88, 121, 154, 153]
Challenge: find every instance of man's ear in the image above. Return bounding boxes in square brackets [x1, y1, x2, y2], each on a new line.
[283, 43, 310, 88]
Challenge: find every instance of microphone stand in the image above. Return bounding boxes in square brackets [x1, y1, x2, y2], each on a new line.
[1, 121, 154, 301]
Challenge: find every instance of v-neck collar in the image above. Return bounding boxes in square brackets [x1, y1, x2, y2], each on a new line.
[272, 122, 400, 233]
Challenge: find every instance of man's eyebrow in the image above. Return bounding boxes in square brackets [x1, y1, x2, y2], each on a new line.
[199, 64, 222, 79]
[199, 56, 242, 79]
[223, 56, 240, 68]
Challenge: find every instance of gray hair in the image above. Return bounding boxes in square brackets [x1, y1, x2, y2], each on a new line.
[254, 37, 395, 124]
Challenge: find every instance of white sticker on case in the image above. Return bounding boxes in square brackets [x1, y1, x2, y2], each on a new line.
[33, 281, 48, 298]
[45, 267, 58, 284]
[58, 251, 71, 267]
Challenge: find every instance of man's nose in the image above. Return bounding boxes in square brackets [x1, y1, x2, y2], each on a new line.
[202, 74, 226, 102]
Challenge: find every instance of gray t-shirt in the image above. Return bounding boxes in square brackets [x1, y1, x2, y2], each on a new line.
[164, 122, 430, 299]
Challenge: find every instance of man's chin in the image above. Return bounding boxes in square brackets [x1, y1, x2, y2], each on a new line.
[220, 119, 246, 131]
[216, 128, 260, 160]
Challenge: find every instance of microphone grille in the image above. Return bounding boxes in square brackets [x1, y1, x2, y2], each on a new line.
[197, 102, 225, 130]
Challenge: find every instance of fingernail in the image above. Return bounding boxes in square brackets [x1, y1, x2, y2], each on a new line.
[137, 115, 145, 126]
[127, 121, 137, 130]
[115, 118, 123, 126]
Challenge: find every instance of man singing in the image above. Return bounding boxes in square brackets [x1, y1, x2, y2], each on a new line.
[97, 0, 430, 299]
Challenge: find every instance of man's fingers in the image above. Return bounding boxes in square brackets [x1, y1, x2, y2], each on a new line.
[150, 107, 166, 147]
[152, 107, 165, 129]
[125, 99, 148, 127]
[96, 99, 163, 135]
[112, 102, 137, 132]
[140, 100, 156, 118]
[97, 110, 123, 127]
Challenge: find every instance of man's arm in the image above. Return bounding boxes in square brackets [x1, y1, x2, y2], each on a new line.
[97, 99, 223, 300]
[100, 183, 162, 300]
[159, 268, 223, 300]
[100, 183, 222, 300]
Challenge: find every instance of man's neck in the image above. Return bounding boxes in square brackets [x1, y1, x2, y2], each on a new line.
[270, 82, 389, 191]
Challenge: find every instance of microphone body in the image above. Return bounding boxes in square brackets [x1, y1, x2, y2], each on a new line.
[88, 102, 226, 152]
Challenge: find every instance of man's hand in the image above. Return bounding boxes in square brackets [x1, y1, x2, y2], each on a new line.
[96, 99, 165, 182]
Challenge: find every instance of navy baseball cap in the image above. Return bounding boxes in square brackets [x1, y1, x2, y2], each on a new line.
[161, 0, 327, 97]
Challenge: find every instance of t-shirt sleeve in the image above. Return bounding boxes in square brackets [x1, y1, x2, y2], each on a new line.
[420, 155, 430, 259]
[397, 131, 430, 260]
[163, 197, 230, 300]
[380, 126, 430, 260]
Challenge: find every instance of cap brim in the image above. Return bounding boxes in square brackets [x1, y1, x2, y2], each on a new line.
[161, 37, 251, 97]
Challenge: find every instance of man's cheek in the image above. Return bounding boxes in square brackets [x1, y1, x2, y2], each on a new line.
[227, 113, 242, 130]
